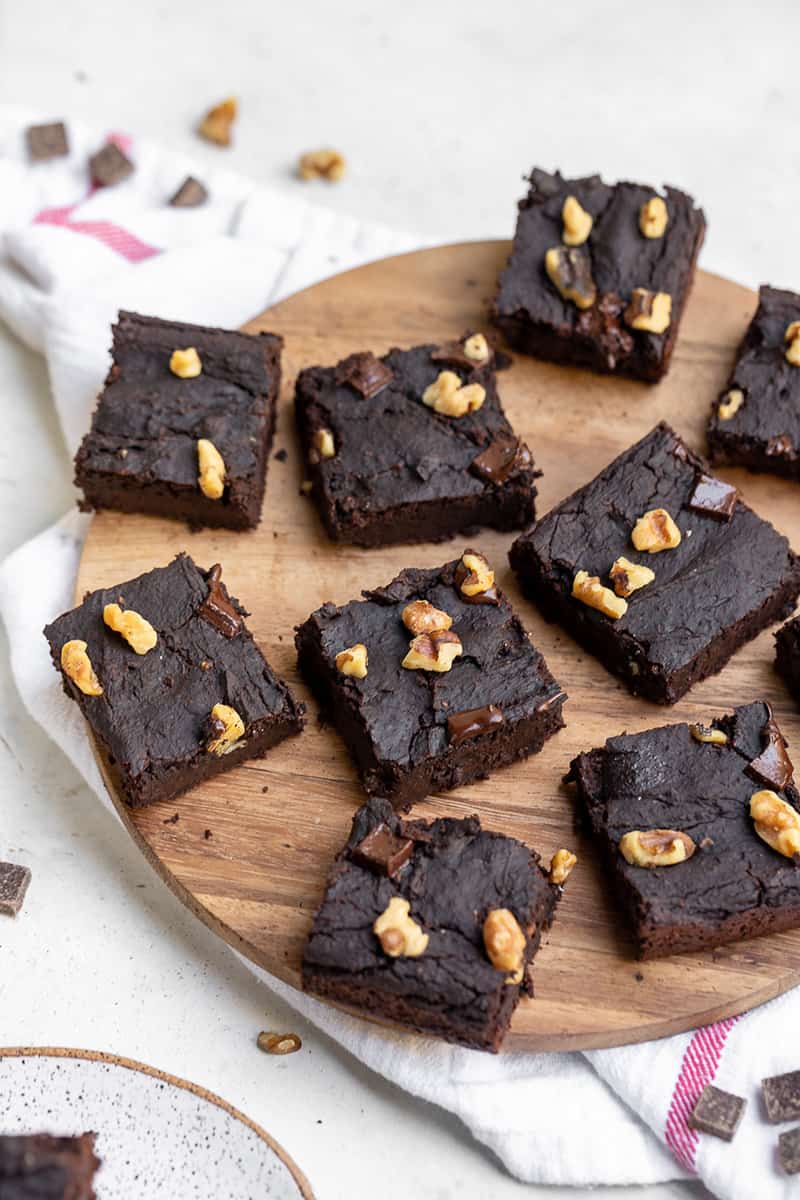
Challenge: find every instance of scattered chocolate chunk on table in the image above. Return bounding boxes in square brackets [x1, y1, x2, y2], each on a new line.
[295, 550, 566, 810]
[0, 862, 32, 916]
[169, 176, 209, 207]
[567, 700, 800, 958]
[303, 796, 572, 1050]
[509, 422, 800, 704]
[43, 554, 304, 809]
[779, 1127, 800, 1174]
[0, 1133, 100, 1199]
[492, 167, 705, 382]
[26, 121, 69, 161]
[74, 311, 282, 529]
[294, 334, 538, 546]
[688, 1084, 746, 1142]
[776, 616, 800, 703]
[763, 1069, 800, 1123]
[708, 285, 800, 480]
[89, 140, 134, 187]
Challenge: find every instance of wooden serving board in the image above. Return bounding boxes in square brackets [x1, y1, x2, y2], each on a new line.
[77, 242, 800, 1051]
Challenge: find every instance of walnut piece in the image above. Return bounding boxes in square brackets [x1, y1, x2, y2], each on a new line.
[624, 288, 672, 334]
[631, 508, 681, 553]
[718, 388, 744, 420]
[169, 347, 202, 378]
[639, 196, 669, 239]
[197, 438, 226, 500]
[750, 790, 800, 858]
[312, 428, 335, 460]
[421, 370, 485, 417]
[619, 829, 696, 868]
[785, 322, 800, 366]
[690, 723, 728, 746]
[457, 550, 494, 597]
[402, 630, 462, 672]
[401, 600, 453, 635]
[549, 848, 577, 886]
[257, 1031, 302, 1055]
[609, 556, 655, 598]
[198, 97, 237, 146]
[561, 195, 593, 246]
[463, 333, 490, 364]
[544, 245, 596, 309]
[483, 908, 527, 984]
[206, 702, 245, 756]
[335, 643, 368, 679]
[572, 570, 628, 620]
[373, 896, 428, 957]
[298, 148, 346, 182]
[103, 603, 157, 655]
[60, 640, 103, 696]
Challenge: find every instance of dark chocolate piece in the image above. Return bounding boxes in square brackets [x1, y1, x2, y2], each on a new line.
[688, 1084, 746, 1141]
[764, 1070, 800, 1123]
[779, 1127, 800, 1174]
[198, 564, 243, 638]
[454, 554, 500, 605]
[447, 704, 504, 746]
[26, 121, 69, 161]
[748, 707, 794, 791]
[351, 823, 414, 877]
[89, 140, 134, 187]
[688, 473, 738, 520]
[510, 423, 800, 704]
[43, 554, 304, 809]
[302, 797, 563, 1051]
[334, 351, 394, 399]
[169, 175, 208, 207]
[470, 435, 531, 484]
[0, 1132, 100, 1198]
[0, 862, 31, 916]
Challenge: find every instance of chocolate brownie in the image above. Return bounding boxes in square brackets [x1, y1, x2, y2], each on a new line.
[567, 701, 800, 958]
[295, 550, 565, 810]
[294, 335, 537, 545]
[302, 797, 570, 1050]
[0, 1133, 99, 1198]
[492, 168, 705, 382]
[74, 311, 281, 529]
[776, 616, 800, 703]
[509, 423, 800, 704]
[43, 554, 304, 808]
[708, 285, 800, 479]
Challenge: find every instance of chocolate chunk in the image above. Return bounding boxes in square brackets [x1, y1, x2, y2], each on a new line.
[26, 121, 69, 161]
[199, 564, 243, 638]
[749, 707, 794, 791]
[453, 559, 499, 605]
[447, 704, 504, 746]
[763, 1070, 800, 1122]
[688, 1084, 746, 1141]
[274, 448, 288, 462]
[779, 1127, 800, 1174]
[431, 337, 493, 371]
[90, 141, 135, 187]
[169, 175, 209, 207]
[688, 473, 738, 520]
[471, 436, 531, 484]
[351, 823, 414, 877]
[335, 351, 394, 399]
[0, 862, 32, 916]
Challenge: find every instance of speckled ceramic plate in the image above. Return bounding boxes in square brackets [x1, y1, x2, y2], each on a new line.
[0, 1048, 314, 1199]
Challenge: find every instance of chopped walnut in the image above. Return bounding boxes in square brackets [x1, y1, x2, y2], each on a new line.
[619, 829, 696, 868]
[298, 148, 346, 182]
[544, 245, 596, 309]
[103, 603, 157, 655]
[639, 196, 669, 239]
[609, 557, 655, 598]
[690, 723, 728, 746]
[624, 288, 672, 334]
[373, 896, 428, 957]
[257, 1031, 302, 1055]
[401, 600, 453, 635]
[463, 333, 490, 364]
[718, 389, 744, 420]
[169, 347, 202, 378]
[205, 702, 245, 756]
[402, 629, 462, 673]
[750, 790, 800, 858]
[549, 848, 577, 886]
[457, 550, 494, 597]
[631, 508, 681, 553]
[572, 570, 628, 620]
[60, 640, 103, 696]
[197, 438, 226, 500]
[483, 908, 527, 984]
[198, 97, 237, 146]
[312, 428, 335, 460]
[421, 370, 485, 417]
[561, 195, 593, 246]
[335, 643, 368, 679]
[785, 322, 800, 366]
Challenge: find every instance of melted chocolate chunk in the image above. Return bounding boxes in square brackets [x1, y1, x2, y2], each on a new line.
[169, 175, 208, 207]
[351, 823, 414, 877]
[454, 560, 500, 605]
[688, 1084, 746, 1142]
[748, 707, 794, 790]
[470, 435, 531, 484]
[447, 704, 504, 746]
[688, 473, 738, 520]
[90, 140, 134, 187]
[199, 564, 243, 638]
[0, 862, 31, 916]
[26, 121, 69, 161]
[335, 351, 394, 399]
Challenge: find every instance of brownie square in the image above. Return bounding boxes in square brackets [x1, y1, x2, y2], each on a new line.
[708, 285, 800, 479]
[567, 701, 800, 958]
[509, 422, 800, 704]
[0, 1133, 100, 1198]
[43, 554, 304, 808]
[776, 616, 800, 703]
[295, 550, 565, 810]
[74, 311, 282, 530]
[492, 168, 705, 382]
[294, 336, 538, 546]
[302, 796, 565, 1050]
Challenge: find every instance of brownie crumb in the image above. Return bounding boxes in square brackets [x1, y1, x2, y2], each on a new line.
[204, 829, 213, 840]
[163, 812, 180, 825]
[274, 448, 288, 462]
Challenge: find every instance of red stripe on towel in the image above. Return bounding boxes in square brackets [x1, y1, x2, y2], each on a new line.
[664, 1017, 739, 1172]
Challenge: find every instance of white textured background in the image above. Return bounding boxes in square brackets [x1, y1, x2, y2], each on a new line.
[2, 1, 797, 1196]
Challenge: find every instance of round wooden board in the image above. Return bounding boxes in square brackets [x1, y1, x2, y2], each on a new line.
[77, 242, 800, 1051]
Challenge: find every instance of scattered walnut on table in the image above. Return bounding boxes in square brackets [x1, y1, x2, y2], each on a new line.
[297, 148, 346, 182]
[198, 97, 237, 146]
[257, 1031, 302, 1055]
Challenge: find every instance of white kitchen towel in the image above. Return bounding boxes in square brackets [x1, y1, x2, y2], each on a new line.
[0, 105, 796, 1198]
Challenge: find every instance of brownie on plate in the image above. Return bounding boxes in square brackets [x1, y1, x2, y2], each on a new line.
[295, 550, 565, 810]
[567, 701, 800, 958]
[492, 168, 705, 382]
[708, 285, 800, 480]
[509, 422, 800, 704]
[294, 335, 538, 545]
[303, 796, 573, 1050]
[43, 554, 304, 808]
[74, 311, 281, 529]
[0, 1133, 100, 1198]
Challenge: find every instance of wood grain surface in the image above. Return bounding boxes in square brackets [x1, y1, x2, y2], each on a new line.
[77, 241, 800, 1051]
